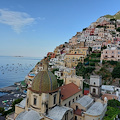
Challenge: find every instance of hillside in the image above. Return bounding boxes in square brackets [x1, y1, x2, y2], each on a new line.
[104, 11, 120, 19]
[76, 52, 120, 86]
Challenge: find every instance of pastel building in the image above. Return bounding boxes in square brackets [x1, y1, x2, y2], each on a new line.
[14, 60, 74, 120]
[69, 36, 78, 46]
[69, 47, 88, 56]
[47, 52, 56, 59]
[71, 75, 107, 120]
[92, 45, 101, 51]
[101, 46, 120, 62]
[106, 23, 115, 31]
[60, 83, 83, 107]
[64, 54, 85, 68]
[64, 75, 84, 89]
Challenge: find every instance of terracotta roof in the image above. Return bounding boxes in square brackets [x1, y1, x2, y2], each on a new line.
[102, 94, 118, 100]
[74, 109, 82, 116]
[60, 83, 82, 100]
[84, 90, 89, 95]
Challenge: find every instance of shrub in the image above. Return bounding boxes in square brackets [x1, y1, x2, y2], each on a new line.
[51, 68, 59, 74]
[89, 59, 100, 62]
[0, 107, 4, 114]
[116, 27, 120, 32]
[57, 79, 63, 87]
[107, 60, 118, 65]
[102, 60, 106, 64]
[89, 62, 95, 66]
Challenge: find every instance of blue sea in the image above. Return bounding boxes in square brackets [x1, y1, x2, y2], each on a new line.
[0, 56, 41, 89]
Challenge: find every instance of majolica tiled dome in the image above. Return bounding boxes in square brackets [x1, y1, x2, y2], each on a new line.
[31, 60, 58, 93]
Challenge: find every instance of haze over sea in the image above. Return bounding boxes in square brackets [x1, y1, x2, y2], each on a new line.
[0, 56, 41, 88]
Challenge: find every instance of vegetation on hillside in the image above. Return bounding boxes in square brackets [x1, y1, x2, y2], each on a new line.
[104, 11, 120, 19]
[112, 65, 120, 79]
[103, 99, 120, 120]
[76, 51, 120, 85]
[76, 62, 95, 79]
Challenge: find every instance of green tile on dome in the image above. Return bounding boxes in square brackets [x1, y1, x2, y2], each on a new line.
[31, 70, 58, 93]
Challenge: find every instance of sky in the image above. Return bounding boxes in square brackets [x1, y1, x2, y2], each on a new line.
[0, 0, 120, 57]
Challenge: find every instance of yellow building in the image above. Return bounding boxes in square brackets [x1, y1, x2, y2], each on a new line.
[63, 67, 76, 77]
[60, 83, 83, 108]
[69, 47, 88, 56]
[14, 60, 73, 120]
[71, 75, 107, 120]
[54, 46, 61, 55]
[64, 75, 84, 89]
[64, 54, 85, 68]
[106, 24, 115, 31]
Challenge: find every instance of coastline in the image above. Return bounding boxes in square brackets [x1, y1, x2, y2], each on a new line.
[0, 85, 17, 93]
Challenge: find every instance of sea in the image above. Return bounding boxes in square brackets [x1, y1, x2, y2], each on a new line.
[0, 56, 41, 96]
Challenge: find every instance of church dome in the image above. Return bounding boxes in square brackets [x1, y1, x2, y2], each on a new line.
[31, 59, 58, 93]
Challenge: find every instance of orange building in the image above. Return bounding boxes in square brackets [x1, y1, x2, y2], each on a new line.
[47, 52, 56, 59]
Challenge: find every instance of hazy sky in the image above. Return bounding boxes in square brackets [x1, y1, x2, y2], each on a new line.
[0, 0, 120, 57]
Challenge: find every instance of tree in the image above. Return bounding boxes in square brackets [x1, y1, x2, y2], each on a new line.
[101, 45, 107, 50]
[112, 66, 120, 78]
[51, 68, 59, 74]
[0, 107, 4, 114]
[82, 28, 87, 31]
[12, 98, 23, 110]
[104, 99, 120, 120]
[88, 47, 92, 53]
[116, 27, 120, 32]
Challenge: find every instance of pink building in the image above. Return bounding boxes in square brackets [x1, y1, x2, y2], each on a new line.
[102, 40, 111, 47]
[101, 47, 120, 62]
[69, 36, 78, 45]
[98, 20, 109, 26]
[113, 37, 120, 44]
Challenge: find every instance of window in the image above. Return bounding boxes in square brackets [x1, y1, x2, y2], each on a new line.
[76, 105, 78, 110]
[69, 101, 71, 106]
[65, 112, 68, 120]
[79, 95, 81, 98]
[75, 116, 77, 120]
[94, 82, 96, 85]
[76, 96, 78, 100]
[64, 104, 66, 106]
[73, 99, 74, 102]
[93, 88, 96, 94]
[53, 94, 56, 104]
[33, 96, 37, 105]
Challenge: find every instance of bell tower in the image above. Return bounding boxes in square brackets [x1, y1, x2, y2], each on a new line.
[90, 75, 102, 98]
[42, 58, 48, 71]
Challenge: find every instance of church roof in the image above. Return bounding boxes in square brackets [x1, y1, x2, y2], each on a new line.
[85, 102, 107, 116]
[60, 83, 82, 100]
[30, 70, 58, 94]
[46, 106, 72, 120]
[75, 95, 93, 108]
[16, 98, 26, 108]
[15, 110, 43, 120]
